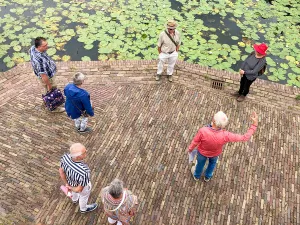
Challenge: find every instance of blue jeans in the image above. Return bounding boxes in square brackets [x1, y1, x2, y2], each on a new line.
[194, 151, 219, 179]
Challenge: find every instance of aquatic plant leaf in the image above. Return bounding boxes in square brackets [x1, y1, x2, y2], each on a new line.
[231, 36, 239, 40]
[3, 56, 11, 63]
[47, 48, 57, 56]
[84, 44, 94, 50]
[280, 63, 289, 70]
[62, 55, 71, 61]
[13, 46, 22, 51]
[6, 61, 15, 68]
[81, 56, 91, 61]
[238, 42, 245, 47]
[267, 75, 279, 82]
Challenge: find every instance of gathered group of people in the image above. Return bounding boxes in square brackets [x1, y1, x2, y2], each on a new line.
[29, 19, 265, 224]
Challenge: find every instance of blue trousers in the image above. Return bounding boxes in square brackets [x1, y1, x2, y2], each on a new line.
[194, 151, 219, 179]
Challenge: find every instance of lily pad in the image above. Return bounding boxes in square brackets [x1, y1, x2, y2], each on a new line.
[280, 63, 289, 70]
[84, 44, 94, 50]
[6, 61, 15, 68]
[81, 56, 91, 61]
[47, 48, 57, 56]
[231, 36, 239, 40]
[13, 46, 22, 51]
[62, 55, 71, 61]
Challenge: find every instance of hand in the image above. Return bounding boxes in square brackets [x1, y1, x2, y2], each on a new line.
[66, 184, 72, 191]
[239, 69, 245, 75]
[250, 112, 258, 126]
[129, 210, 135, 216]
[186, 148, 191, 153]
[47, 84, 52, 91]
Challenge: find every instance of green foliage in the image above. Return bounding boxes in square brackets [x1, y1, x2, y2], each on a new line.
[0, 0, 299, 86]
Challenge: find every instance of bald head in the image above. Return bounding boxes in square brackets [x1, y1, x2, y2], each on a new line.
[69, 143, 86, 158]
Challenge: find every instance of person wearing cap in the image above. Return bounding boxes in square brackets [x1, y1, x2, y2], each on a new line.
[59, 143, 98, 213]
[188, 111, 258, 182]
[156, 19, 181, 82]
[232, 43, 268, 102]
[101, 178, 138, 225]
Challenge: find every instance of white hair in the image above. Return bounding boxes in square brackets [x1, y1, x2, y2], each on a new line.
[213, 111, 229, 128]
[108, 179, 124, 199]
[69, 143, 85, 158]
[73, 72, 85, 85]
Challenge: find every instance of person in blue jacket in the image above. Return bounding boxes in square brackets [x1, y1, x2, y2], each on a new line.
[64, 73, 94, 133]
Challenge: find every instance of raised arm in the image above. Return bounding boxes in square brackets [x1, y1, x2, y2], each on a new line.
[225, 112, 258, 142]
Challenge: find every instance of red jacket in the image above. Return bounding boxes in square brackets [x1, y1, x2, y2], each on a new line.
[188, 125, 257, 157]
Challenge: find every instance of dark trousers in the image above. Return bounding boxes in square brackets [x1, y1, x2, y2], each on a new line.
[238, 75, 256, 96]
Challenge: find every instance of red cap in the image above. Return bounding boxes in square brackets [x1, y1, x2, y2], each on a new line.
[253, 43, 268, 56]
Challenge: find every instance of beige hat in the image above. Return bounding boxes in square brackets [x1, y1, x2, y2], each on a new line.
[166, 19, 178, 29]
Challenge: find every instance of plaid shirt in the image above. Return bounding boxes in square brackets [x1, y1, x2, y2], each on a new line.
[29, 46, 57, 78]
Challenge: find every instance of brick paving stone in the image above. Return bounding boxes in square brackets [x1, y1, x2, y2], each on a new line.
[0, 61, 299, 225]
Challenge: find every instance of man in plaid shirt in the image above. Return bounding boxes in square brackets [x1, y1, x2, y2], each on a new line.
[29, 37, 65, 113]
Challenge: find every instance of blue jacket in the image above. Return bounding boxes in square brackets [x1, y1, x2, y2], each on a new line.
[64, 83, 94, 119]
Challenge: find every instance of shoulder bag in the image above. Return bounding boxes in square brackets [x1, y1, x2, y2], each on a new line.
[70, 100, 89, 117]
[42, 88, 65, 111]
[164, 30, 178, 47]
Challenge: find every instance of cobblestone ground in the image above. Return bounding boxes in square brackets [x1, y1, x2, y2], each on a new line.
[1, 76, 300, 225]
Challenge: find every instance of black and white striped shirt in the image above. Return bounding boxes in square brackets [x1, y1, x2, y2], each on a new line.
[29, 46, 57, 78]
[60, 154, 91, 187]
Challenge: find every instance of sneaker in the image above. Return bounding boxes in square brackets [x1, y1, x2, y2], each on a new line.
[72, 199, 79, 204]
[204, 176, 211, 182]
[237, 95, 246, 102]
[51, 107, 65, 113]
[168, 75, 173, 82]
[191, 166, 200, 181]
[80, 203, 98, 213]
[155, 75, 161, 81]
[231, 91, 240, 97]
[78, 127, 93, 134]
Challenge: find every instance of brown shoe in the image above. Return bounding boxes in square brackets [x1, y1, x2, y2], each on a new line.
[237, 95, 246, 102]
[231, 91, 240, 97]
[168, 75, 173, 82]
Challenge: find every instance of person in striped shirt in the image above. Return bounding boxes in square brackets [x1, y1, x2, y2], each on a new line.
[59, 143, 97, 213]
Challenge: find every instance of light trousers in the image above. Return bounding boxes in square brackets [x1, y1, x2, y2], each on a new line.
[72, 182, 91, 211]
[74, 117, 88, 131]
[38, 75, 57, 94]
[157, 51, 178, 75]
[108, 217, 122, 225]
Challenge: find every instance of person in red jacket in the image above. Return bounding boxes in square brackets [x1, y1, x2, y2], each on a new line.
[188, 111, 258, 182]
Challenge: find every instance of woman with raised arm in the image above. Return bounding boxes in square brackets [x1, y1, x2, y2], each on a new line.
[188, 111, 258, 182]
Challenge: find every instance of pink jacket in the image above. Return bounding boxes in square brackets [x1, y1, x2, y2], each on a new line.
[188, 125, 257, 157]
